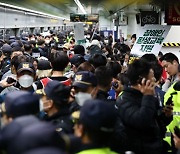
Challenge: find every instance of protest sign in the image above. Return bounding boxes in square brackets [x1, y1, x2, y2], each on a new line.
[74, 22, 86, 46]
[131, 25, 171, 56]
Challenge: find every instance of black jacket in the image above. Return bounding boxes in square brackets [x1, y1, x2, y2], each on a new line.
[70, 101, 80, 113]
[116, 87, 163, 154]
[96, 90, 116, 105]
[0, 58, 11, 79]
[44, 104, 74, 134]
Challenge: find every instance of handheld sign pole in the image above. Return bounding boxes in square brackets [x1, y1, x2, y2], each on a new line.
[90, 22, 99, 43]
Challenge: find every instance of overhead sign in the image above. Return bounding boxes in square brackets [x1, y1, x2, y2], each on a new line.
[70, 13, 99, 23]
[165, 3, 180, 25]
[131, 25, 171, 57]
[119, 16, 128, 26]
[87, 14, 99, 22]
[141, 11, 159, 26]
[70, 13, 86, 22]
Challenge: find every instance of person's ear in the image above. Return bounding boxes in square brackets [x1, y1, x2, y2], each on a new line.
[74, 124, 84, 137]
[178, 73, 180, 79]
[173, 60, 178, 65]
[91, 87, 99, 99]
[44, 99, 53, 110]
[8, 117, 13, 123]
[11, 65, 16, 74]
[2, 114, 12, 126]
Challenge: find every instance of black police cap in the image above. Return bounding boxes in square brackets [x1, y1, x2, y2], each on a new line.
[2, 44, 12, 54]
[70, 54, 85, 66]
[4, 91, 40, 118]
[17, 62, 35, 75]
[79, 99, 117, 133]
[37, 60, 51, 70]
[73, 71, 97, 89]
[0, 116, 41, 154]
[44, 80, 70, 104]
[8, 121, 65, 154]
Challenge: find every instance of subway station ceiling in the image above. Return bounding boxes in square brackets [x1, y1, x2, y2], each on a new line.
[0, 0, 178, 19]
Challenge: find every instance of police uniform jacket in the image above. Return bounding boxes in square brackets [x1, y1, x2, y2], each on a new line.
[44, 104, 74, 134]
[77, 143, 118, 154]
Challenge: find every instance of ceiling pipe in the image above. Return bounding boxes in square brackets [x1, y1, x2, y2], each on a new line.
[74, 0, 87, 14]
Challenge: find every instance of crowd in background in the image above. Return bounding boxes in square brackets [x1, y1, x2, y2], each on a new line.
[0, 29, 179, 154]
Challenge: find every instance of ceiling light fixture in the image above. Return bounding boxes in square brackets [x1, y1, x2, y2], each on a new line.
[74, 0, 87, 14]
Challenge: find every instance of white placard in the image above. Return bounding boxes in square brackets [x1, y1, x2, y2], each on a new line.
[104, 31, 109, 37]
[32, 52, 40, 58]
[131, 25, 171, 57]
[74, 23, 85, 42]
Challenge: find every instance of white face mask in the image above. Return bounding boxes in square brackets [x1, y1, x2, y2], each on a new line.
[104, 40, 108, 44]
[31, 38, 35, 41]
[123, 61, 128, 67]
[86, 35, 90, 39]
[75, 92, 92, 106]
[39, 99, 44, 112]
[45, 40, 50, 44]
[19, 75, 34, 88]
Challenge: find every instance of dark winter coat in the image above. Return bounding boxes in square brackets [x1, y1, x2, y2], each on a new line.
[116, 87, 163, 154]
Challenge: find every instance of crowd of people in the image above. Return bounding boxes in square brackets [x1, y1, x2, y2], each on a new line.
[0, 30, 179, 154]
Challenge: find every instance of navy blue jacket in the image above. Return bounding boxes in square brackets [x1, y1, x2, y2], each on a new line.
[116, 87, 163, 154]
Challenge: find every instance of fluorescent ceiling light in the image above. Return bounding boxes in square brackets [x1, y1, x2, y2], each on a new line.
[74, 0, 87, 14]
[0, 2, 68, 20]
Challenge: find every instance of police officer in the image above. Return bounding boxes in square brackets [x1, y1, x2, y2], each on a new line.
[0, 90, 39, 127]
[15, 62, 37, 92]
[70, 71, 97, 112]
[40, 80, 73, 134]
[74, 99, 118, 154]
[163, 64, 180, 153]
[0, 44, 12, 78]
[0, 115, 65, 154]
